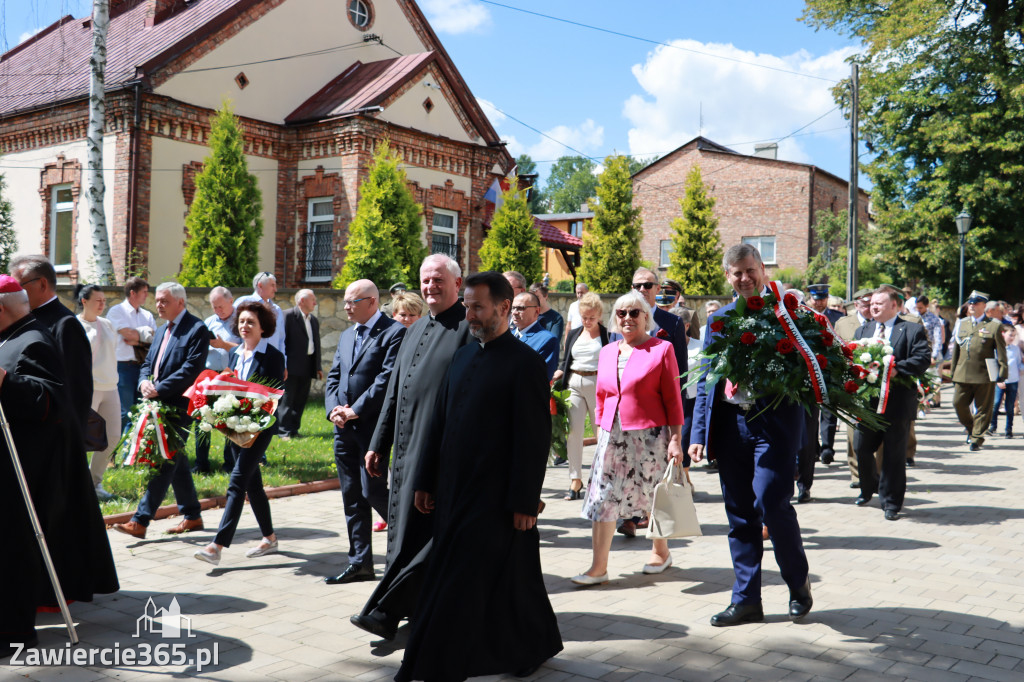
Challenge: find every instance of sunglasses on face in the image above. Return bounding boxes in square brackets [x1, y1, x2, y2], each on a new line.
[631, 282, 657, 291]
[615, 308, 642, 319]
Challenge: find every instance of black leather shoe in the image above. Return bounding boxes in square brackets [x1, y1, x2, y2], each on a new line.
[325, 564, 375, 585]
[849, 482, 860, 488]
[796, 488, 811, 504]
[820, 449, 834, 465]
[191, 465, 212, 474]
[884, 509, 899, 521]
[514, 659, 548, 677]
[710, 602, 764, 627]
[970, 441, 982, 451]
[789, 579, 813, 621]
[855, 495, 872, 506]
[350, 610, 397, 640]
[906, 458, 915, 467]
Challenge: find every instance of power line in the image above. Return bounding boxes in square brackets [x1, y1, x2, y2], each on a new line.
[478, 0, 841, 84]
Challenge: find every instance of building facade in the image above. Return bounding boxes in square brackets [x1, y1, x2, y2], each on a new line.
[0, 0, 511, 284]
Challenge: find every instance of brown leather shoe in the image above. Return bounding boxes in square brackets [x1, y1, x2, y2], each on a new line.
[166, 518, 204, 535]
[761, 525, 770, 541]
[113, 521, 146, 539]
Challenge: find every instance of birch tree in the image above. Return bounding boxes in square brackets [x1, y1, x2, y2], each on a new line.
[88, 0, 115, 283]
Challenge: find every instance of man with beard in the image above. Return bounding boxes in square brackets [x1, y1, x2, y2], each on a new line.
[0, 277, 118, 657]
[395, 271, 561, 681]
[350, 254, 472, 640]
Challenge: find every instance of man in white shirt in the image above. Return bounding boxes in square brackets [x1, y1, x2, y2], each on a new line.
[104, 276, 156, 429]
[234, 271, 286, 354]
[194, 286, 241, 473]
[565, 283, 588, 333]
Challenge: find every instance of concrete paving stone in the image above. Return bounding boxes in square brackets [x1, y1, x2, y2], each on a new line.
[948, 659, 1024, 682]
[916, 640, 994, 665]
[774, 653, 858, 679]
[987, 654, 1021, 670]
[710, 656, 792, 681]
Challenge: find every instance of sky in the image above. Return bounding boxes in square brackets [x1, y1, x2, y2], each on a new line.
[3, 0, 867, 187]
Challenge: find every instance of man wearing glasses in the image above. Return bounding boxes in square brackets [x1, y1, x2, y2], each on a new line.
[234, 272, 286, 355]
[631, 268, 689, 377]
[511, 292, 559, 381]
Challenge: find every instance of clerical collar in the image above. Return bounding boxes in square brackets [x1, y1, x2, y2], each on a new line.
[430, 298, 465, 323]
[478, 328, 512, 349]
[41, 294, 58, 307]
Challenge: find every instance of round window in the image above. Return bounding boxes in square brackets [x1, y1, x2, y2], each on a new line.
[348, 0, 372, 29]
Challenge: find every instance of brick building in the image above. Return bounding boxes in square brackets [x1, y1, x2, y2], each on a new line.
[0, 0, 512, 285]
[633, 137, 870, 286]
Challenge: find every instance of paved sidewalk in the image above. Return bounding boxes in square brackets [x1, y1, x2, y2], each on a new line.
[7, 405, 1024, 681]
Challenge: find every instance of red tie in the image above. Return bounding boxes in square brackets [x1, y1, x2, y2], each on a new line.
[153, 322, 174, 380]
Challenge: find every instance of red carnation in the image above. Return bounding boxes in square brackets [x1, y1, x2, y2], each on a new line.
[844, 380, 859, 394]
[776, 338, 795, 354]
[741, 332, 757, 345]
[193, 393, 207, 408]
[710, 319, 725, 333]
[816, 354, 828, 368]
[746, 296, 766, 311]
[656, 328, 669, 339]
[842, 345, 854, 359]
[852, 364, 868, 378]
[822, 331, 834, 346]
[815, 314, 828, 327]
[784, 293, 799, 311]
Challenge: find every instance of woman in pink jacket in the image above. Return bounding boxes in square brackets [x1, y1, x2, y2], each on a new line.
[573, 291, 685, 586]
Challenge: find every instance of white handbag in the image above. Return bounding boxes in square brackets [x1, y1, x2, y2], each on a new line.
[646, 462, 702, 539]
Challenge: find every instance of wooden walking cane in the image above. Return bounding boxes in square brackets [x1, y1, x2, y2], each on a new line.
[0, 401, 79, 644]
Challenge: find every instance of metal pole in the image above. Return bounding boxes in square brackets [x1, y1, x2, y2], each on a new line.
[847, 63, 860, 299]
[1, 402, 79, 644]
[958, 235, 966, 310]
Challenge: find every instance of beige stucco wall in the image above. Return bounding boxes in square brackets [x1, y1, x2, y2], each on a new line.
[155, 0, 430, 124]
[149, 137, 278, 283]
[380, 74, 474, 144]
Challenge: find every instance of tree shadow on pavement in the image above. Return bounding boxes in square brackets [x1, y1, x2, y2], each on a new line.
[906, 505, 1024, 526]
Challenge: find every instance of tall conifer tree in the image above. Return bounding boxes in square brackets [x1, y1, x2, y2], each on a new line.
[479, 178, 543, 285]
[0, 173, 17, 273]
[666, 166, 725, 295]
[578, 155, 642, 294]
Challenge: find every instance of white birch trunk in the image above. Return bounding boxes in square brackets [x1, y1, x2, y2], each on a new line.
[88, 0, 115, 283]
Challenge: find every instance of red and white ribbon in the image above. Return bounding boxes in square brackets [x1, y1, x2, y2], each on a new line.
[768, 281, 829, 405]
[184, 369, 285, 415]
[877, 354, 896, 414]
[124, 406, 172, 466]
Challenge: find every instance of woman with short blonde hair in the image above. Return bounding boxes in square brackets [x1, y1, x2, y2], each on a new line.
[391, 291, 426, 328]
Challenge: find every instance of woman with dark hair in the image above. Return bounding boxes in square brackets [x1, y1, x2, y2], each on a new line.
[194, 301, 285, 565]
[75, 283, 120, 501]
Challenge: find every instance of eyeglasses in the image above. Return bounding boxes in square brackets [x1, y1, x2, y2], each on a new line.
[18, 277, 42, 287]
[511, 305, 538, 312]
[615, 309, 643, 319]
[631, 282, 657, 291]
[343, 297, 370, 307]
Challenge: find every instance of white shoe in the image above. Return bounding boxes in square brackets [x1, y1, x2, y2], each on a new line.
[642, 555, 673, 574]
[245, 539, 278, 558]
[194, 547, 221, 566]
[94, 485, 113, 501]
[571, 572, 609, 586]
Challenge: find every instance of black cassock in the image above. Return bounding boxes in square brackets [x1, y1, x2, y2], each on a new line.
[395, 330, 562, 682]
[362, 300, 472, 622]
[0, 316, 118, 637]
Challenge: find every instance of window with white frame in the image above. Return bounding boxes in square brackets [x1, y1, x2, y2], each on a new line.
[348, 0, 371, 28]
[659, 239, 673, 268]
[742, 235, 777, 265]
[305, 198, 334, 281]
[431, 209, 458, 258]
[51, 185, 74, 270]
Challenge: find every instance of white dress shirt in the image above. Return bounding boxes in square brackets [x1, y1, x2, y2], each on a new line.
[106, 298, 156, 362]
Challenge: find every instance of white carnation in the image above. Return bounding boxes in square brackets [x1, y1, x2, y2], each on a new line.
[240, 416, 252, 426]
[225, 416, 239, 429]
[883, 345, 893, 355]
[199, 422, 213, 432]
[252, 399, 265, 409]
[859, 352, 873, 363]
[199, 405, 213, 418]
[867, 373, 878, 384]
[248, 423, 261, 432]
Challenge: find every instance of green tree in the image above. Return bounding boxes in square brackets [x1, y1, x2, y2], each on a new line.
[578, 155, 642, 293]
[803, 0, 1024, 301]
[545, 155, 598, 213]
[179, 101, 263, 287]
[0, 173, 16, 273]
[334, 140, 427, 290]
[666, 166, 725, 295]
[478, 177, 543, 285]
[806, 209, 897, 299]
[516, 154, 547, 214]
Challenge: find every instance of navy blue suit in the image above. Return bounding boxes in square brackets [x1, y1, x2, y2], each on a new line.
[215, 342, 286, 547]
[691, 300, 809, 606]
[132, 310, 209, 526]
[325, 314, 405, 568]
[653, 306, 690, 386]
[518, 324, 559, 381]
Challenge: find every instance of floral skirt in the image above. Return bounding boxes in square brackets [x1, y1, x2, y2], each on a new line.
[581, 414, 669, 523]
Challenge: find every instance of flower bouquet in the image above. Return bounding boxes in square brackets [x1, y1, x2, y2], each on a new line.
[917, 371, 941, 412]
[684, 281, 886, 430]
[117, 399, 186, 484]
[845, 337, 916, 413]
[184, 369, 285, 447]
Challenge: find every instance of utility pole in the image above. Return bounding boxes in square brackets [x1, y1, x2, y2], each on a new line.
[846, 63, 859, 299]
[88, 0, 115, 283]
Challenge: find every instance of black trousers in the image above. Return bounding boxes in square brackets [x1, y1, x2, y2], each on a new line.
[214, 431, 275, 547]
[854, 418, 911, 512]
[818, 409, 838, 457]
[278, 372, 313, 436]
[796, 406, 818, 493]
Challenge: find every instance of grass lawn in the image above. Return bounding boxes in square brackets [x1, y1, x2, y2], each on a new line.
[98, 401, 336, 517]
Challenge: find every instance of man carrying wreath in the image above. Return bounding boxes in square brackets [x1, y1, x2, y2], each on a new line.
[689, 244, 812, 627]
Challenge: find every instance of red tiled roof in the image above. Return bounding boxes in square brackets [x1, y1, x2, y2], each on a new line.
[482, 203, 582, 250]
[286, 52, 435, 125]
[0, 0, 254, 117]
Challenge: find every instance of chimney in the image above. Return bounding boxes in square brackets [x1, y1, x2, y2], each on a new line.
[146, 0, 188, 27]
[753, 143, 778, 160]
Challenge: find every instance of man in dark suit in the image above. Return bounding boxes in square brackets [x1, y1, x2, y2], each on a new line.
[689, 244, 812, 627]
[632, 268, 689, 375]
[324, 279, 405, 584]
[10, 255, 92, 430]
[511, 292, 559, 381]
[853, 288, 932, 520]
[279, 289, 323, 439]
[113, 283, 209, 539]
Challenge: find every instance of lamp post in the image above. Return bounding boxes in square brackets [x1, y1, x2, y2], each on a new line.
[956, 209, 973, 309]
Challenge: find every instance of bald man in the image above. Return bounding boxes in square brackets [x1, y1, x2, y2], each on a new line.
[324, 279, 405, 584]
[280, 289, 323, 439]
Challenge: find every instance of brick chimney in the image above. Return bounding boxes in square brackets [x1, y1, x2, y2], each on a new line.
[146, 0, 189, 27]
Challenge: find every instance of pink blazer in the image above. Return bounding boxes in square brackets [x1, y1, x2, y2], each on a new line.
[595, 337, 685, 431]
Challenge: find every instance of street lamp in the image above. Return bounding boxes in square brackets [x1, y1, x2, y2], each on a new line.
[955, 209, 973, 309]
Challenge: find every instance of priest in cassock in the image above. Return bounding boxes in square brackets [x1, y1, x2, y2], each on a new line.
[0, 276, 119, 657]
[395, 271, 562, 682]
[351, 254, 472, 640]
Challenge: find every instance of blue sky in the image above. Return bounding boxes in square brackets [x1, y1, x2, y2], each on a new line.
[4, 0, 866, 187]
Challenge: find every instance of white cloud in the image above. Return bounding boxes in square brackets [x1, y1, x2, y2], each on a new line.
[477, 97, 505, 125]
[18, 27, 44, 46]
[525, 119, 605, 162]
[421, 0, 490, 34]
[624, 40, 856, 163]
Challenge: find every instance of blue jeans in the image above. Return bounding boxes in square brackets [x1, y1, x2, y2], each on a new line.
[117, 361, 142, 430]
[132, 421, 201, 526]
[991, 382, 1019, 434]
